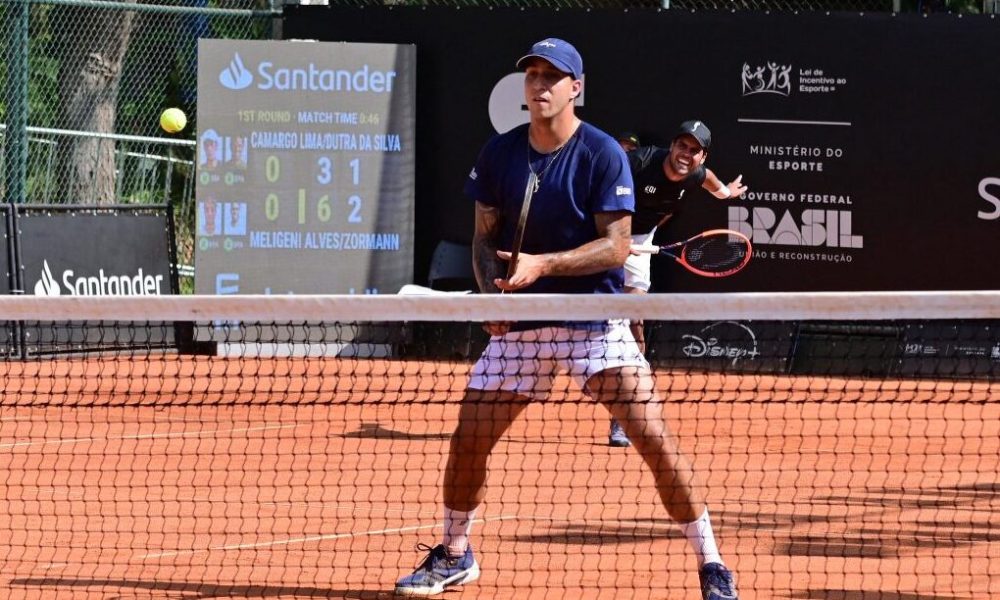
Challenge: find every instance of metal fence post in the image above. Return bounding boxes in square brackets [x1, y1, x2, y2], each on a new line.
[3, 0, 29, 205]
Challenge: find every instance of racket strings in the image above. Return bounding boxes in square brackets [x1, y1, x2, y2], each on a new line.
[684, 235, 750, 271]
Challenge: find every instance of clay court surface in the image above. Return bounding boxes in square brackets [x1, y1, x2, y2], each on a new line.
[0, 356, 997, 599]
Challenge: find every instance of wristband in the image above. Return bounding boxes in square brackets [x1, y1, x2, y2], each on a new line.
[714, 183, 732, 199]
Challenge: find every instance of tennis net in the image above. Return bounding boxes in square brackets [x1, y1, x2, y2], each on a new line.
[0, 292, 997, 600]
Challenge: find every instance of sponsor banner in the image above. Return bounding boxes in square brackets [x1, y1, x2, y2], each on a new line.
[195, 40, 416, 296]
[285, 8, 1000, 292]
[20, 209, 172, 298]
[17, 207, 175, 353]
[899, 322, 1000, 379]
[647, 320, 795, 374]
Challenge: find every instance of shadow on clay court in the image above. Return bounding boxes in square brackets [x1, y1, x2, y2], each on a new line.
[510, 519, 681, 546]
[8, 578, 396, 599]
[339, 422, 450, 441]
[340, 422, 603, 447]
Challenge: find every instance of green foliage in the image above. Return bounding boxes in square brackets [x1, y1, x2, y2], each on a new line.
[26, 3, 59, 128]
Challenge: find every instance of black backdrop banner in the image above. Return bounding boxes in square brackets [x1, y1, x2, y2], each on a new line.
[284, 7, 1000, 292]
[15, 206, 177, 355]
[19, 207, 173, 298]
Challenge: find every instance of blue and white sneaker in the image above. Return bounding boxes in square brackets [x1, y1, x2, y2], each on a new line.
[609, 419, 631, 447]
[699, 562, 739, 600]
[394, 543, 480, 597]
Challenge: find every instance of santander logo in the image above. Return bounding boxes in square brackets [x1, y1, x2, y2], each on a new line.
[33, 260, 61, 296]
[31, 260, 165, 296]
[220, 53, 253, 90]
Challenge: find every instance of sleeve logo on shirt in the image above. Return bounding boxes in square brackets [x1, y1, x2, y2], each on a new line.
[469, 168, 478, 180]
[616, 185, 632, 196]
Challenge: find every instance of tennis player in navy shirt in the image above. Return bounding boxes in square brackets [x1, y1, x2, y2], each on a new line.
[461, 98, 632, 299]
[395, 38, 739, 600]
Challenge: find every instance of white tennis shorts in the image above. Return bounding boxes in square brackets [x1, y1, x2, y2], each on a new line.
[624, 228, 657, 292]
[468, 319, 649, 398]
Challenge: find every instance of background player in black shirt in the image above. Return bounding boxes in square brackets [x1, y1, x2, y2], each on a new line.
[609, 120, 748, 448]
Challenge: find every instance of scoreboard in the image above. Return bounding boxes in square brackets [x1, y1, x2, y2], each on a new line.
[195, 39, 416, 295]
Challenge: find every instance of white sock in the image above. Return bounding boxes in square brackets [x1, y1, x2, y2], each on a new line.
[443, 507, 476, 556]
[679, 509, 724, 567]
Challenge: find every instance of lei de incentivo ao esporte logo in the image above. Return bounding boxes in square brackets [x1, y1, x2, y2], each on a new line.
[741, 61, 847, 96]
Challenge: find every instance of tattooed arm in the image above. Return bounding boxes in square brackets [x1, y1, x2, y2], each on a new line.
[472, 201, 505, 295]
[494, 210, 632, 292]
[472, 201, 513, 336]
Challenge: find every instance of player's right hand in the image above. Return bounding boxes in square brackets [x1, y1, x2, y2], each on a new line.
[727, 174, 748, 198]
[495, 250, 545, 291]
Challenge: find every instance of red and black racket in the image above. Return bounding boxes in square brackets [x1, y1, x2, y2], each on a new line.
[631, 228, 752, 277]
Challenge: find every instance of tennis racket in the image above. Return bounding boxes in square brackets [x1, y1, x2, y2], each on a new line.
[631, 228, 752, 277]
[485, 171, 538, 334]
[504, 171, 539, 285]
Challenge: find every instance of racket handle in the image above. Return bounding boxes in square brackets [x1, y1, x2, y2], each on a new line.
[629, 244, 661, 255]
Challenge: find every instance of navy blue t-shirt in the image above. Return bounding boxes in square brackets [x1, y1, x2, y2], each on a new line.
[464, 122, 635, 295]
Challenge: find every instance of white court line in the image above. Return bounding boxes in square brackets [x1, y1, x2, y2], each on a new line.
[0, 436, 102, 450]
[0, 423, 301, 450]
[136, 515, 520, 560]
[135, 512, 679, 562]
[737, 118, 851, 126]
[0, 415, 41, 422]
[120, 423, 300, 440]
[20, 497, 467, 515]
[259, 501, 434, 518]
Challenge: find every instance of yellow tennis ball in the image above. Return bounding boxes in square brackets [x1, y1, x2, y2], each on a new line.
[159, 108, 187, 133]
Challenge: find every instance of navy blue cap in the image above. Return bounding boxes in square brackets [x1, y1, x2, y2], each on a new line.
[675, 120, 712, 150]
[516, 38, 583, 80]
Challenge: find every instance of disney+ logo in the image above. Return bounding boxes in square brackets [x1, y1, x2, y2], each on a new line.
[681, 321, 761, 367]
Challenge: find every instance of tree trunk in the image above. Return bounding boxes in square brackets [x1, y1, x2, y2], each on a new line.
[56, 1, 136, 205]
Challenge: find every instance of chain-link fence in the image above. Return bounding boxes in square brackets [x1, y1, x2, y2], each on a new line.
[0, 0, 277, 290]
[0, 0, 992, 290]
